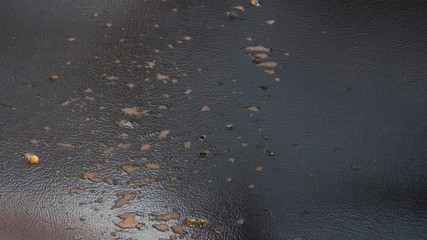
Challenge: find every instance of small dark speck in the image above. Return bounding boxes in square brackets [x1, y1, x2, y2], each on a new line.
[258, 85, 268, 91]
[197, 135, 207, 141]
[227, 11, 237, 19]
[199, 151, 208, 159]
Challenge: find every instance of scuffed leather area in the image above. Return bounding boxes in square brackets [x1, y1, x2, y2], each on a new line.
[1, 0, 427, 239]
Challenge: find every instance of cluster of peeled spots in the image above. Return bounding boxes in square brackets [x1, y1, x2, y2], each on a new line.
[150, 212, 186, 238]
[246, 44, 278, 76]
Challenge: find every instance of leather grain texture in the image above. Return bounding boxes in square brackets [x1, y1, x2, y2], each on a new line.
[0, 0, 427, 239]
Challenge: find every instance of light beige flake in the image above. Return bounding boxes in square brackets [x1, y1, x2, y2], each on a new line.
[84, 88, 93, 93]
[201, 105, 210, 112]
[145, 60, 156, 69]
[236, 218, 245, 225]
[154, 212, 181, 221]
[264, 69, 275, 75]
[183, 141, 192, 149]
[156, 73, 169, 81]
[144, 162, 160, 170]
[57, 143, 74, 148]
[116, 212, 139, 229]
[257, 61, 278, 68]
[69, 188, 82, 195]
[121, 107, 142, 116]
[153, 224, 169, 232]
[183, 35, 192, 41]
[120, 165, 138, 174]
[158, 104, 168, 110]
[253, 53, 269, 62]
[171, 225, 184, 237]
[140, 144, 151, 151]
[233, 5, 245, 12]
[106, 75, 119, 81]
[81, 172, 103, 183]
[248, 106, 260, 112]
[159, 129, 170, 138]
[117, 144, 128, 151]
[265, 19, 275, 25]
[246, 45, 271, 52]
[67, 37, 76, 42]
[112, 192, 135, 209]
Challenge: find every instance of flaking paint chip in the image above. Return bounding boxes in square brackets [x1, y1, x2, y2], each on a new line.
[159, 129, 170, 138]
[112, 192, 135, 209]
[264, 69, 275, 75]
[140, 144, 151, 151]
[116, 212, 139, 229]
[153, 224, 169, 232]
[233, 5, 245, 11]
[158, 104, 168, 110]
[156, 73, 169, 81]
[81, 172, 103, 183]
[171, 225, 185, 236]
[248, 106, 260, 112]
[246, 45, 271, 52]
[183, 141, 192, 149]
[266, 19, 275, 25]
[69, 188, 82, 195]
[154, 213, 181, 221]
[57, 143, 74, 148]
[201, 105, 210, 112]
[121, 165, 138, 174]
[145, 60, 156, 69]
[236, 218, 245, 225]
[144, 163, 160, 170]
[122, 107, 142, 116]
[257, 61, 278, 68]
